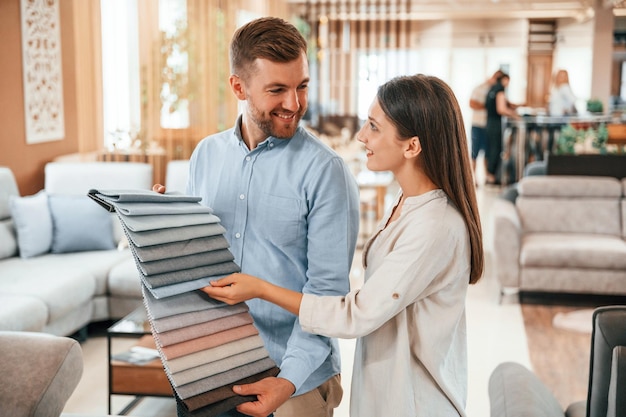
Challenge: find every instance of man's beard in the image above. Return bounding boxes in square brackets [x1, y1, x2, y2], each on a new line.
[247, 100, 305, 139]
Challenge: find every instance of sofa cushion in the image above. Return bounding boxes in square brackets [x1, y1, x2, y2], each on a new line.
[48, 194, 116, 253]
[0, 166, 20, 220]
[0, 256, 97, 323]
[0, 219, 17, 260]
[517, 197, 621, 236]
[0, 331, 83, 417]
[108, 257, 143, 297]
[521, 233, 626, 270]
[518, 176, 622, 198]
[489, 361, 564, 417]
[0, 295, 47, 332]
[9, 190, 53, 258]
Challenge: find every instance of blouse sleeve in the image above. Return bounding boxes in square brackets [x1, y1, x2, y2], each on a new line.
[299, 204, 470, 338]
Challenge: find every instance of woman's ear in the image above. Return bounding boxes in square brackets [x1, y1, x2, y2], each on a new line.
[404, 136, 422, 159]
[229, 74, 246, 100]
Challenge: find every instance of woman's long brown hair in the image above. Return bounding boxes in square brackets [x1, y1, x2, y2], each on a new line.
[377, 74, 484, 284]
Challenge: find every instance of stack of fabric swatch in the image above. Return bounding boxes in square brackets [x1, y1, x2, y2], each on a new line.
[88, 189, 279, 416]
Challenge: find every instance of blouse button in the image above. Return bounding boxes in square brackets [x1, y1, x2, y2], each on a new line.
[392, 293, 399, 299]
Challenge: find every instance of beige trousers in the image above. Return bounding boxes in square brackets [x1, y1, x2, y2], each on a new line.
[274, 374, 343, 417]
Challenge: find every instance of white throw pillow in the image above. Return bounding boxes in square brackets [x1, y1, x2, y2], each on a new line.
[9, 191, 53, 258]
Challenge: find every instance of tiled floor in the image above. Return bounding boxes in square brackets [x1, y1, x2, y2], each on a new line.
[63, 176, 531, 417]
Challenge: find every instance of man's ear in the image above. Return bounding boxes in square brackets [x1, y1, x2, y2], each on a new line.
[229, 74, 246, 100]
[404, 136, 422, 159]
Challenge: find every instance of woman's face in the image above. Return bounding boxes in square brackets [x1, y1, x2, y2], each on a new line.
[356, 98, 407, 173]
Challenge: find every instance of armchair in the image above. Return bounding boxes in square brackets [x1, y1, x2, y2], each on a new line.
[488, 306, 626, 417]
[0, 331, 83, 417]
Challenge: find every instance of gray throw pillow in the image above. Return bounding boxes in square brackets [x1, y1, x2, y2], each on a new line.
[9, 191, 53, 258]
[48, 194, 116, 253]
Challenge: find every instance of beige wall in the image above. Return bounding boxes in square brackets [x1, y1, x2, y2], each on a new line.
[0, 0, 81, 195]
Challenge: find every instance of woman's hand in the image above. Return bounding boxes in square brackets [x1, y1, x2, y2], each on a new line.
[201, 273, 266, 305]
[152, 184, 166, 193]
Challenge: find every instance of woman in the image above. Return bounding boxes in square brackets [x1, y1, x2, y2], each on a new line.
[485, 73, 519, 185]
[203, 74, 484, 417]
[549, 69, 577, 116]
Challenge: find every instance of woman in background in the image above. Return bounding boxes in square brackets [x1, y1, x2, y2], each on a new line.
[549, 69, 577, 116]
[203, 74, 484, 417]
[485, 73, 520, 185]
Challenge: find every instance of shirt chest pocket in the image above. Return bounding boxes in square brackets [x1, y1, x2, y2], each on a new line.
[256, 194, 304, 246]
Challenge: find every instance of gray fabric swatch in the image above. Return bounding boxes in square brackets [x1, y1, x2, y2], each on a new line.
[132, 235, 230, 262]
[181, 367, 280, 412]
[141, 260, 240, 289]
[175, 357, 278, 399]
[114, 201, 214, 216]
[139, 249, 235, 276]
[92, 189, 202, 203]
[171, 347, 269, 386]
[117, 212, 221, 232]
[142, 287, 230, 319]
[151, 302, 250, 333]
[126, 223, 226, 247]
[142, 275, 230, 299]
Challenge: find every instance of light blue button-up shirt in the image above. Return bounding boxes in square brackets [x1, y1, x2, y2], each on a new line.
[187, 116, 360, 395]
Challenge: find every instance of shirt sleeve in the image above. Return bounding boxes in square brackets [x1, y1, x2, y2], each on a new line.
[299, 205, 468, 339]
[278, 156, 360, 392]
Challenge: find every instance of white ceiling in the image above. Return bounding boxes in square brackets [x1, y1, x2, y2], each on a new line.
[288, 0, 624, 21]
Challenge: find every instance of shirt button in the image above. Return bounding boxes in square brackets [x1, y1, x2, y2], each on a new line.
[239, 194, 245, 200]
[235, 233, 241, 239]
[269, 143, 274, 148]
[245, 156, 251, 161]
[392, 293, 399, 299]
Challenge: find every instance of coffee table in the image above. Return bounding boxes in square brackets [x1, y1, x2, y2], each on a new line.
[107, 307, 173, 415]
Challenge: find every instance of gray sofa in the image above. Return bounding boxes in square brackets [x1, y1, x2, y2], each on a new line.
[0, 162, 154, 337]
[492, 175, 626, 298]
[0, 331, 83, 417]
[488, 306, 626, 417]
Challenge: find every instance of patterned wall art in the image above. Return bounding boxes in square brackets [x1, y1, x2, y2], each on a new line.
[20, 0, 65, 143]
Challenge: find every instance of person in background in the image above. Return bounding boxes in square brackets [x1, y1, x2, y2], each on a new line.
[547, 69, 577, 154]
[485, 73, 520, 185]
[203, 74, 485, 417]
[468, 69, 504, 186]
[549, 69, 577, 117]
[155, 16, 360, 417]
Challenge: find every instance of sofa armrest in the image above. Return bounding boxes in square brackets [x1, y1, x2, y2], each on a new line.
[0, 331, 83, 417]
[489, 362, 565, 417]
[607, 345, 626, 417]
[492, 198, 522, 290]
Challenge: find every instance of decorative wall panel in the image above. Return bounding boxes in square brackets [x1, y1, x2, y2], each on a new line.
[20, 0, 65, 143]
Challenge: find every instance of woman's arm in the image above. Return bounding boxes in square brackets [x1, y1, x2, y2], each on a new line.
[496, 92, 519, 118]
[202, 273, 303, 316]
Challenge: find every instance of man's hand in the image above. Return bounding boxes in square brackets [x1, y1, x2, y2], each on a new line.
[152, 184, 166, 194]
[233, 377, 296, 417]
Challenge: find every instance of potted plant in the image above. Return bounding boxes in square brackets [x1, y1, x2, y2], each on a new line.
[549, 122, 626, 178]
[586, 98, 604, 114]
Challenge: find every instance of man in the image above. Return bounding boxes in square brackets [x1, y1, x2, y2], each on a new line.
[468, 70, 503, 185]
[169, 17, 359, 417]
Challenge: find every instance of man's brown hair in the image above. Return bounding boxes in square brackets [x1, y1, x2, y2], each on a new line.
[230, 17, 307, 80]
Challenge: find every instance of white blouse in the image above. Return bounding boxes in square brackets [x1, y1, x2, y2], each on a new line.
[299, 189, 471, 417]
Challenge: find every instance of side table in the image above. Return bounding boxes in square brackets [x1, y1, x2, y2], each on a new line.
[107, 307, 173, 415]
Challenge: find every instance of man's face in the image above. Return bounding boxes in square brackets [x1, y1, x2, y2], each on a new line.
[237, 52, 309, 140]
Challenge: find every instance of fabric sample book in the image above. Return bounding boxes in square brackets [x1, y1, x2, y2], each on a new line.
[88, 189, 279, 416]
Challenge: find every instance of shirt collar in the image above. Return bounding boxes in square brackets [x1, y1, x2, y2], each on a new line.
[233, 114, 296, 151]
